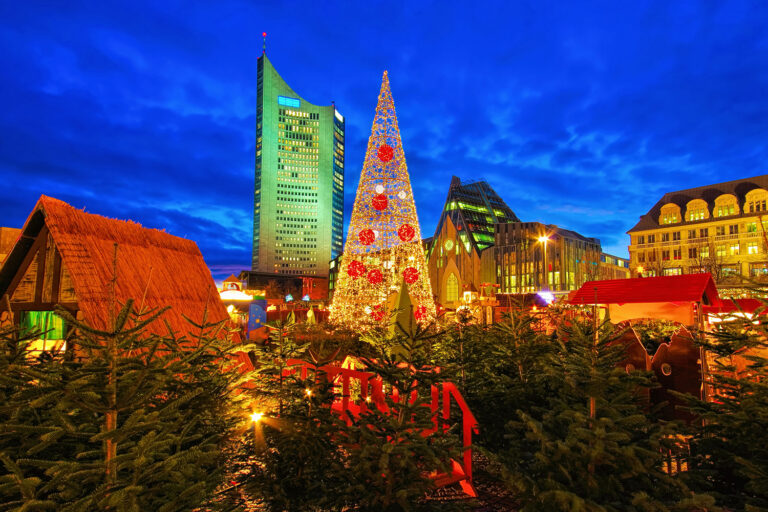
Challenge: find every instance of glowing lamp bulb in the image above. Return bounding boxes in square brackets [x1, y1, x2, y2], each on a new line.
[375, 184, 385, 194]
[538, 236, 549, 243]
[398, 190, 407, 200]
[251, 412, 263, 423]
[305, 388, 312, 397]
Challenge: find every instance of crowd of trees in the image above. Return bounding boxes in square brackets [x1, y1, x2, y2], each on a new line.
[2, 297, 768, 511]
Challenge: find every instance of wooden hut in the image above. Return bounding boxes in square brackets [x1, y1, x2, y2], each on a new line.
[568, 273, 721, 326]
[0, 195, 230, 353]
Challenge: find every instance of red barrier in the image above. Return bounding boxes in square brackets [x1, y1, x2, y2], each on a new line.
[282, 359, 478, 496]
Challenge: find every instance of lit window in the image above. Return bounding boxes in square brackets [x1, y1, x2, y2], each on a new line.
[729, 243, 740, 256]
[20, 311, 67, 355]
[446, 273, 459, 302]
[748, 242, 759, 255]
[277, 96, 301, 108]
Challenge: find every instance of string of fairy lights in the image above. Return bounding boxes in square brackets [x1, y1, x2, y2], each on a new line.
[328, 71, 436, 329]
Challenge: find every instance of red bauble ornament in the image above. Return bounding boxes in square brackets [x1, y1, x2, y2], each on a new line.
[414, 305, 428, 320]
[367, 268, 383, 284]
[377, 144, 394, 162]
[372, 194, 388, 211]
[359, 229, 376, 245]
[403, 267, 419, 284]
[347, 260, 366, 278]
[370, 305, 386, 322]
[397, 224, 415, 242]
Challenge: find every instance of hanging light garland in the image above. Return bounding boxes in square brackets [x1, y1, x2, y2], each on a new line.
[328, 71, 436, 329]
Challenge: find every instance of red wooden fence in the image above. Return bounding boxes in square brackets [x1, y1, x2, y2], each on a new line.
[283, 358, 479, 497]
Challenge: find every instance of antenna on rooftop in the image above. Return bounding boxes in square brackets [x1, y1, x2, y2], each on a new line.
[262, 32, 267, 54]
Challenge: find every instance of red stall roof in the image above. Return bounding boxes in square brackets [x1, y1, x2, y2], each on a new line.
[569, 274, 721, 307]
[703, 298, 765, 315]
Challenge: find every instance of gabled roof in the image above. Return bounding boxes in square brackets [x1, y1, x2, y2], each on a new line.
[0, 195, 230, 338]
[568, 273, 721, 307]
[628, 174, 768, 233]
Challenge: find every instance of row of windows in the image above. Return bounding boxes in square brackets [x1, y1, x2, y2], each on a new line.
[635, 222, 766, 244]
[636, 242, 760, 262]
[278, 144, 318, 154]
[660, 198, 767, 225]
[642, 264, 762, 277]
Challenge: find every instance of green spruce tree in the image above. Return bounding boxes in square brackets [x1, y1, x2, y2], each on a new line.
[681, 303, 768, 510]
[0, 300, 249, 512]
[503, 318, 713, 511]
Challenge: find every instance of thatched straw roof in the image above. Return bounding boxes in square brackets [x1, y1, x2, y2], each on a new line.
[0, 195, 230, 339]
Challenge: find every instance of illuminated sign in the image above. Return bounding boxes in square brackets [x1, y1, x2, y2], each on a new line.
[278, 96, 300, 108]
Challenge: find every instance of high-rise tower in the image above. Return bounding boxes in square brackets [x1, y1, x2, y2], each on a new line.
[254, 53, 344, 276]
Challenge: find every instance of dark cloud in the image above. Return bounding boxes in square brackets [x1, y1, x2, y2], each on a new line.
[0, 1, 766, 279]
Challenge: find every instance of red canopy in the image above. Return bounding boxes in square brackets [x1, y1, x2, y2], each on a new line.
[569, 274, 721, 307]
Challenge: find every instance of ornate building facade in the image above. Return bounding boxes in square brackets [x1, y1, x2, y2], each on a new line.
[627, 175, 768, 292]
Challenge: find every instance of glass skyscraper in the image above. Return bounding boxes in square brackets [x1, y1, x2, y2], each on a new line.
[253, 54, 344, 276]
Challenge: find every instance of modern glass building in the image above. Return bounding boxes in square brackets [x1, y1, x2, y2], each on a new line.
[432, 176, 520, 256]
[253, 54, 344, 276]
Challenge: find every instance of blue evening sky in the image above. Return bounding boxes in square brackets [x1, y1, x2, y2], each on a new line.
[1, 1, 766, 279]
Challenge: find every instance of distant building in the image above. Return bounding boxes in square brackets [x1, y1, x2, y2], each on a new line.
[600, 253, 631, 280]
[627, 174, 768, 292]
[494, 221, 602, 294]
[253, 53, 344, 277]
[0, 227, 21, 266]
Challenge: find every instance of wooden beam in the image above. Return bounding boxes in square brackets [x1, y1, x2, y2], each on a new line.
[5, 229, 47, 303]
[34, 226, 48, 303]
[51, 246, 62, 303]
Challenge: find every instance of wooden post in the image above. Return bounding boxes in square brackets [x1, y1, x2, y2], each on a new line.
[105, 243, 118, 485]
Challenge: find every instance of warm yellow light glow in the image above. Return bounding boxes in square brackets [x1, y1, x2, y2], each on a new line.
[305, 388, 312, 397]
[636, 266, 645, 274]
[250, 412, 263, 423]
[537, 236, 549, 243]
[328, 71, 436, 329]
[365, 396, 371, 402]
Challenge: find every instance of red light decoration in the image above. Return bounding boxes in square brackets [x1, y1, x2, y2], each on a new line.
[414, 305, 427, 320]
[367, 268, 383, 284]
[403, 267, 419, 284]
[359, 229, 376, 245]
[372, 194, 388, 211]
[398, 224, 415, 242]
[370, 305, 386, 321]
[347, 260, 366, 278]
[377, 144, 394, 162]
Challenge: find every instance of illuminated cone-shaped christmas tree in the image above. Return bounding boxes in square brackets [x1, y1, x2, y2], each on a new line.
[329, 72, 435, 329]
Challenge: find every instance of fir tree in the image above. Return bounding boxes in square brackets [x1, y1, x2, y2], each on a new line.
[341, 327, 462, 512]
[431, 308, 553, 453]
[0, 300, 249, 512]
[503, 318, 713, 511]
[681, 304, 768, 510]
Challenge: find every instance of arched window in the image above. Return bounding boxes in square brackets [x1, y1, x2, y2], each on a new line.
[446, 273, 459, 302]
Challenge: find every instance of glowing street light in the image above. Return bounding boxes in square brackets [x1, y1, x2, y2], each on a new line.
[636, 265, 645, 278]
[250, 412, 263, 423]
[538, 235, 550, 290]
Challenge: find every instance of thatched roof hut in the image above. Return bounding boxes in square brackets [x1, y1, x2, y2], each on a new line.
[0, 195, 229, 339]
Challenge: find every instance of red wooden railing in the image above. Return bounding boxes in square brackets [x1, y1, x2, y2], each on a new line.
[283, 358, 479, 496]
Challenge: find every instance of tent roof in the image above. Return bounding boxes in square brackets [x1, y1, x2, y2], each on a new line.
[568, 273, 721, 307]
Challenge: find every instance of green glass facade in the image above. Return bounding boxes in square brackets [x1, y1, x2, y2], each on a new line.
[254, 55, 344, 276]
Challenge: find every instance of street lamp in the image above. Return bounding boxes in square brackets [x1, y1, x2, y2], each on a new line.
[636, 265, 645, 278]
[538, 235, 550, 290]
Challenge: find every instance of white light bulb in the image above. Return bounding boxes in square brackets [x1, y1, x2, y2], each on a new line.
[373, 230, 380, 238]
[375, 185, 385, 194]
[364, 306, 372, 314]
[397, 190, 407, 200]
